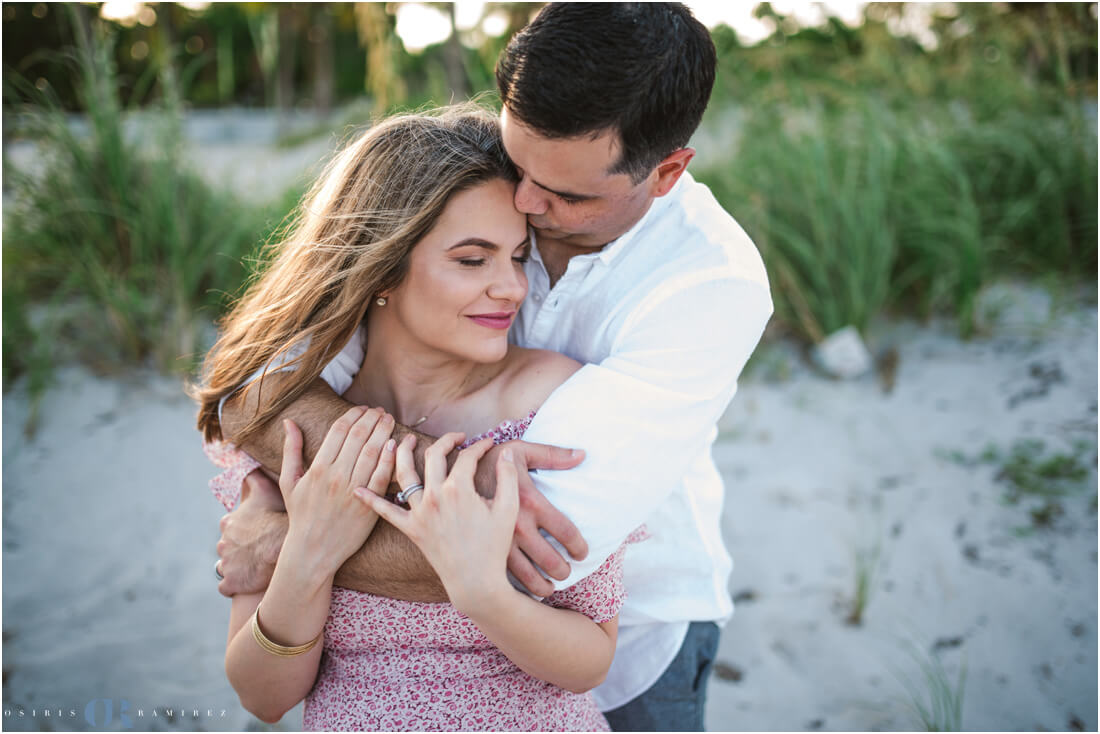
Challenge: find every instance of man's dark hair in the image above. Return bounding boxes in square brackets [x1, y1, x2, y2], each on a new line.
[495, 2, 716, 183]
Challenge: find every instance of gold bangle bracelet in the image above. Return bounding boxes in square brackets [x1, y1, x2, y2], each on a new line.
[250, 607, 322, 658]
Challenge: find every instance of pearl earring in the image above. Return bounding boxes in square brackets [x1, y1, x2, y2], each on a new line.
[376, 297, 387, 307]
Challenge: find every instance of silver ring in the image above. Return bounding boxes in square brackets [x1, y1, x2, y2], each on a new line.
[215, 560, 225, 582]
[396, 483, 424, 504]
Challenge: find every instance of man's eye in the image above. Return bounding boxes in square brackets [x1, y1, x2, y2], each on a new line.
[558, 194, 582, 205]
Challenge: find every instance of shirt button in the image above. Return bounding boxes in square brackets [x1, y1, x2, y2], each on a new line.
[533, 295, 542, 302]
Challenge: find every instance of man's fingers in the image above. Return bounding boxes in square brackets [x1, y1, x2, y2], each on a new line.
[516, 524, 571, 581]
[279, 420, 304, 498]
[242, 470, 284, 510]
[517, 470, 589, 563]
[493, 448, 520, 518]
[507, 545, 554, 597]
[535, 503, 588, 562]
[517, 440, 585, 471]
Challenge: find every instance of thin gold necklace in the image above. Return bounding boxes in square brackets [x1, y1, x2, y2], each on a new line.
[407, 367, 477, 429]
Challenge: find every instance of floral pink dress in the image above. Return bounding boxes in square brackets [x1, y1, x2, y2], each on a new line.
[205, 412, 642, 732]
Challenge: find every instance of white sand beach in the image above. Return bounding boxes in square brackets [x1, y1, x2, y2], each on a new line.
[2, 116, 1096, 732]
[3, 280, 1094, 732]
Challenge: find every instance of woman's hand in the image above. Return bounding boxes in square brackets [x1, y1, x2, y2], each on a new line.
[279, 406, 396, 578]
[359, 433, 520, 616]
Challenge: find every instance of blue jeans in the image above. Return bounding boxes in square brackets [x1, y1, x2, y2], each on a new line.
[603, 622, 721, 732]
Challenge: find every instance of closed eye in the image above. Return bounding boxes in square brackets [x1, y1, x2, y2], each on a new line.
[513, 241, 532, 265]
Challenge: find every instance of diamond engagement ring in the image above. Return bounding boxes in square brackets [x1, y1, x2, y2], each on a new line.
[396, 483, 425, 504]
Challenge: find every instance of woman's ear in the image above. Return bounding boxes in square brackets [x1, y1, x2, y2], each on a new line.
[650, 148, 695, 198]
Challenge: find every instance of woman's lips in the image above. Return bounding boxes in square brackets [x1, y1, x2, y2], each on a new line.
[467, 312, 515, 330]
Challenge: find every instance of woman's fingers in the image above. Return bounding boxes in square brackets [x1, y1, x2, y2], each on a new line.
[333, 408, 384, 477]
[279, 419, 305, 499]
[313, 406, 367, 467]
[448, 437, 497, 489]
[364, 438, 397, 497]
[349, 411, 394, 489]
[424, 432, 466, 490]
[394, 434, 420, 499]
[355, 490, 412, 536]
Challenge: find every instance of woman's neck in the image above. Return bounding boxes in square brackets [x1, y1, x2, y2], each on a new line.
[351, 312, 500, 432]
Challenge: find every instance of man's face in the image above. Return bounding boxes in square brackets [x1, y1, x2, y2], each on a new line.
[500, 106, 657, 251]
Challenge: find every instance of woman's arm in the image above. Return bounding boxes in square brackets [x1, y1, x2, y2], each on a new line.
[224, 576, 328, 723]
[463, 587, 618, 693]
[362, 434, 617, 693]
[217, 375, 585, 600]
[224, 407, 396, 722]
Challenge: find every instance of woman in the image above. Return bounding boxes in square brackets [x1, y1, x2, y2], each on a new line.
[194, 106, 635, 730]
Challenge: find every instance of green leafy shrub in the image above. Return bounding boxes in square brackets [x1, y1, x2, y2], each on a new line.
[3, 12, 273, 390]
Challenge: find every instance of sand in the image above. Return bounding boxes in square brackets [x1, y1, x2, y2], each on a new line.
[2, 281, 1094, 732]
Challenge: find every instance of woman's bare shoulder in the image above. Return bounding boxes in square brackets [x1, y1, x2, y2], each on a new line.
[499, 347, 582, 416]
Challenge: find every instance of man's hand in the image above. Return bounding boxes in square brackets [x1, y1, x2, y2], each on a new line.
[215, 470, 288, 597]
[475, 440, 589, 597]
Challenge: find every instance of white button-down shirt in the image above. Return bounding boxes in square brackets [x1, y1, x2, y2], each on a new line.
[317, 172, 772, 709]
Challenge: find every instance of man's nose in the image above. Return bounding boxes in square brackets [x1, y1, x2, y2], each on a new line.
[514, 176, 548, 216]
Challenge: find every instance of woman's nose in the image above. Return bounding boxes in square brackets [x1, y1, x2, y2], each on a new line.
[489, 261, 527, 302]
[513, 176, 548, 216]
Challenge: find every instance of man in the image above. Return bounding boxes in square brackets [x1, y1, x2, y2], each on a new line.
[214, 4, 771, 730]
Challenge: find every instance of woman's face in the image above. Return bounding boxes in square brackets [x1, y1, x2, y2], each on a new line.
[384, 178, 529, 364]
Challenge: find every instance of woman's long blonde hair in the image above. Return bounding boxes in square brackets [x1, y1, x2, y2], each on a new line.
[193, 105, 517, 443]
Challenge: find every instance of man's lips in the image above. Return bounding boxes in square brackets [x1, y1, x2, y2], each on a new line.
[467, 312, 515, 330]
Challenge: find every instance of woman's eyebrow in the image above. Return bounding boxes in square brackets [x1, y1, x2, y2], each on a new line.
[447, 235, 531, 252]
[446, 238, 498, 251]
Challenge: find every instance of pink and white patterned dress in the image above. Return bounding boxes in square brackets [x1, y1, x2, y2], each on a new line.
[205, 412, 642, 732]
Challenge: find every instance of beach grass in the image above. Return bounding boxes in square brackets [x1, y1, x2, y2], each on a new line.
[2, 6, 1095, 391]
[2, 13, 284, 399]
[696, 95, 1096, 345]
[845, 537, 883, 626]
[896, 641, 967, 732]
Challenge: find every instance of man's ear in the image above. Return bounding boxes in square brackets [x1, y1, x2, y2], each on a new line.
[650, 148, 695, 198]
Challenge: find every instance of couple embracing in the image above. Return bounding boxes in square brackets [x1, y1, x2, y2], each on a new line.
[194, 3, 772, 731]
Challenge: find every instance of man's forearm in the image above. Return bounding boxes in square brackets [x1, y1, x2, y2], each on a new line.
[334, 522, 446, 601]
[222, 374, 446, 601]
[221, 374, 359, 474]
